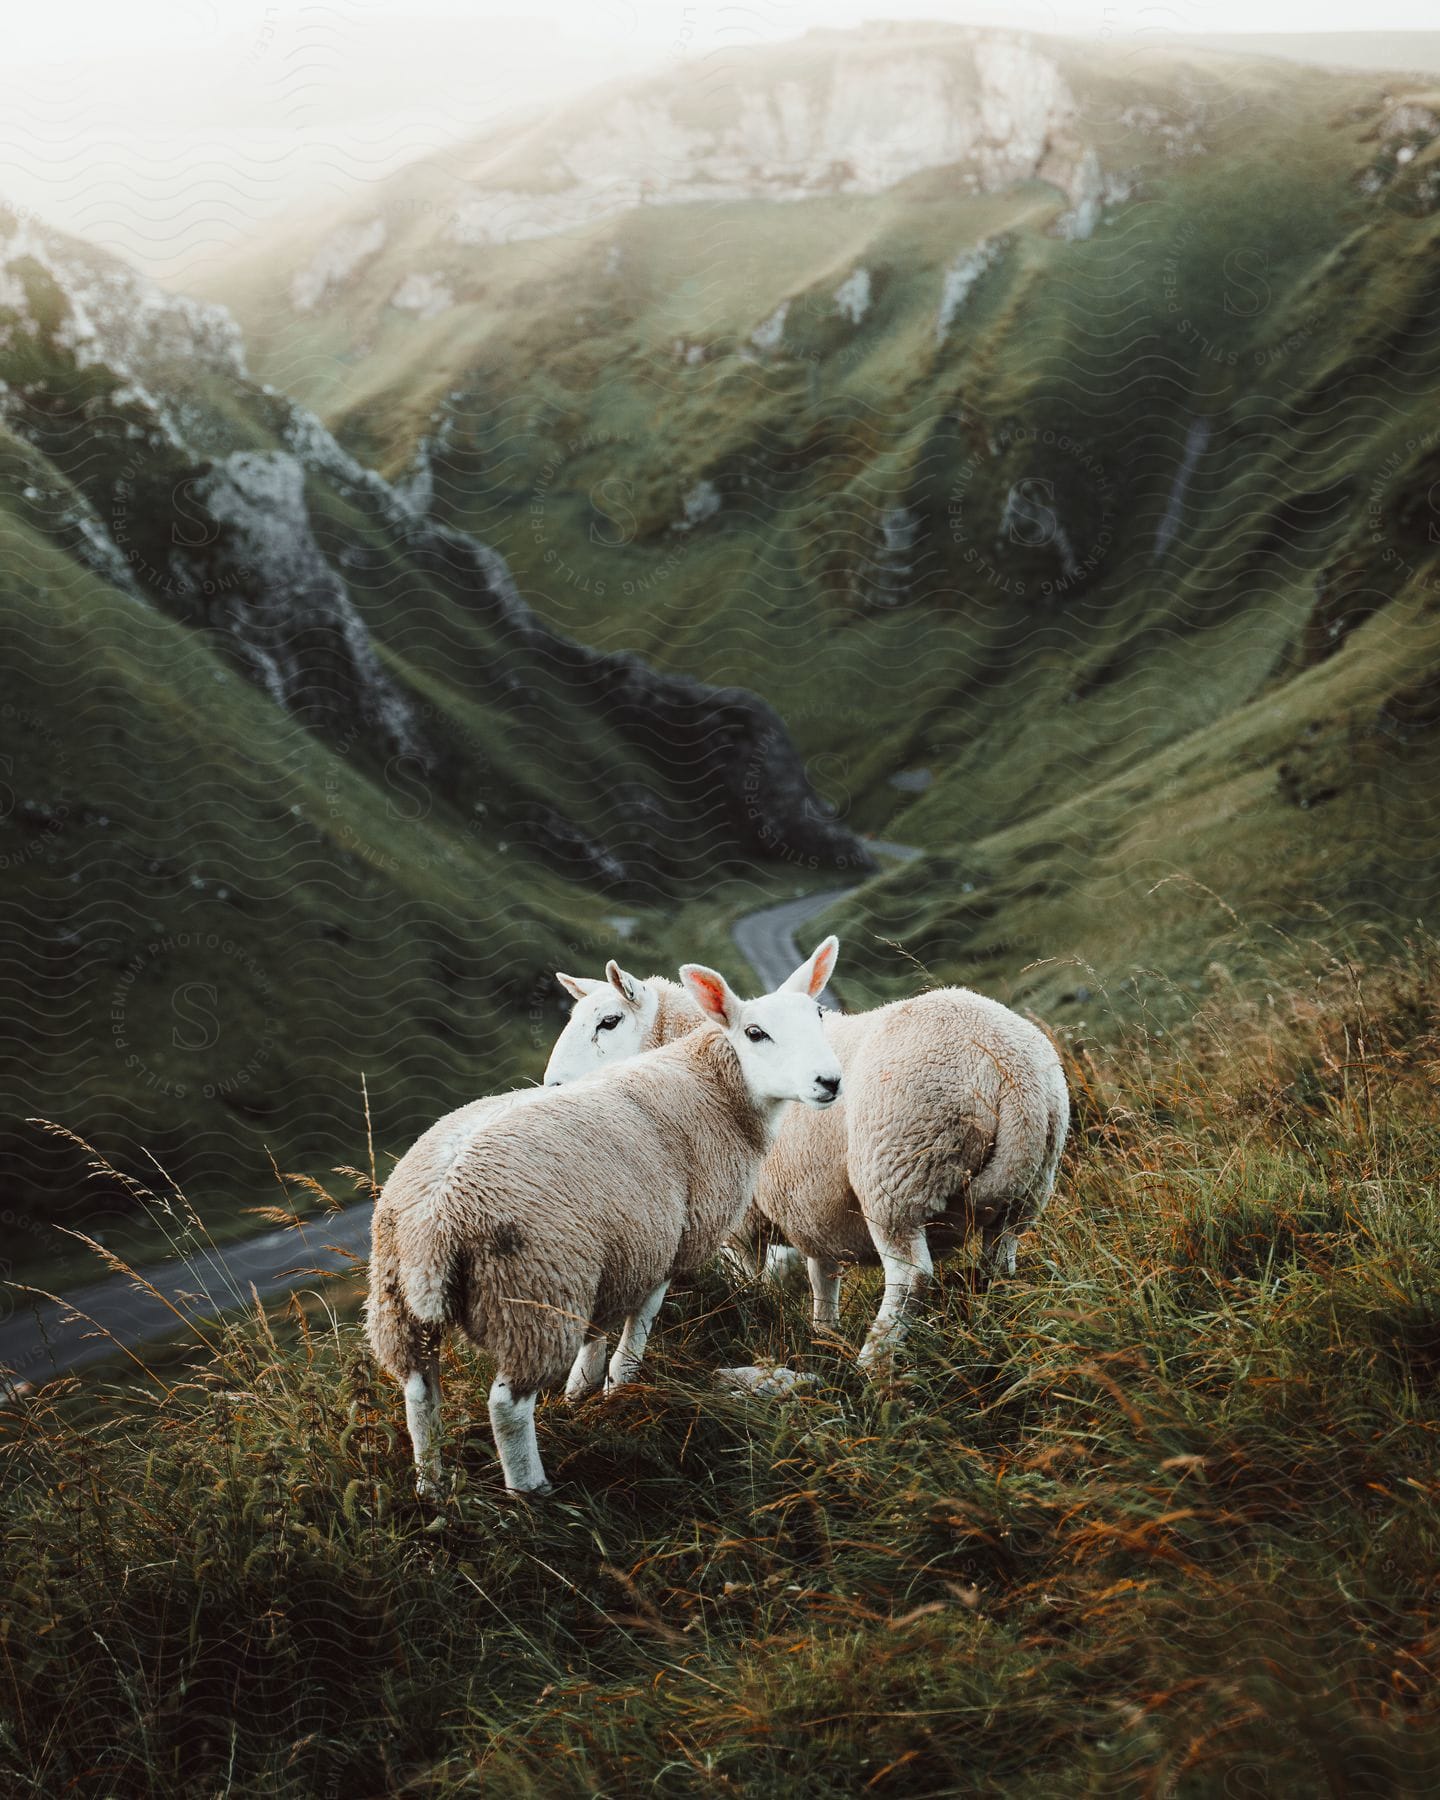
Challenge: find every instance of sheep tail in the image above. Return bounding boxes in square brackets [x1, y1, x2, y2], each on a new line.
[401, 1223, 467, 1332]
[366, 1201, 460, 1379]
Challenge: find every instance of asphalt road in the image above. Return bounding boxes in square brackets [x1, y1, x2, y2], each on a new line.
[729, 839, 921, 1001]
[1, 838, 921, 1389]
[1, 1204, 376, 1390]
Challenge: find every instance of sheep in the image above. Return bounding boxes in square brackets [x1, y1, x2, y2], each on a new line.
[365, 939, 843, 1498]
[545, 965, 1069, 1372]
[548, 966, 806, 1289]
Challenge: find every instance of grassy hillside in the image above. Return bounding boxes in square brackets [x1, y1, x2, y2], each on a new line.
[0, 497, 589, 1277]
[213, 26, 1440, 1015]
[7, 38, 1440, 1782]
[0, 211, 859, 1281]
[2, 946, 1436, 1794]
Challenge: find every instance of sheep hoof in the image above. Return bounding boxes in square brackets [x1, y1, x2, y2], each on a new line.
[714, 1364, 817, 1398]
[504, 1481, 555, 1503]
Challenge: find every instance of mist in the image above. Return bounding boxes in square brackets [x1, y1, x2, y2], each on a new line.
[5, 0, 1439, 284]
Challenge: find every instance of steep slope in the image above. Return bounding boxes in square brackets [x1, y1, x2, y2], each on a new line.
[213, 25, 1440, 1012]
[0, 206, 863, 1269]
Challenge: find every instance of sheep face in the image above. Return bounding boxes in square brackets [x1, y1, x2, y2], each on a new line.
[545, 959, 655, 1086]
[681, 937, 843, 1111]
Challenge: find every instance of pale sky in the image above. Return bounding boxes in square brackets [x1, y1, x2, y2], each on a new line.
[3, 2, 1436, 287]
[8, 0, 1440, 67]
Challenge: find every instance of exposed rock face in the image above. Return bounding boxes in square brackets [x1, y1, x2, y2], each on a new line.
[864, 506, 920, 610]
[392, 411, 456, 517]
[188, 450, 422, 755]
[750, 302, 790, 354]
[291, 218, 387, 312]
[0, 199, 869, 883]
[390, 271, 455, 319]
[936, 236, 1006, 341]
[833, 267, 871, 324]
[12, 236, 245, 388]
[1052, 150, 1132, 242]
[0, 204, 246, 451]
[1357, 97, 1440, 212]
[676, 480, 722, 531]
[435, 33, 1116, 255]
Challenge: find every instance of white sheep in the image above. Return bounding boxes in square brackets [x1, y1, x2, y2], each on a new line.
[549, 965, 806, 1289]
[545, 966, 1069, 1371]
[365, 940, 842, 1497]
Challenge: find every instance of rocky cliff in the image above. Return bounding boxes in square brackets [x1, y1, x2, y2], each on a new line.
[0, 201, 866, 1254]
[0, 201, 865, 886]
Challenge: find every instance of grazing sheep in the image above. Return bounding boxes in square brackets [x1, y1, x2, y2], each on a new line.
[545, 966, 1069, 1371]
[366, 940, 842, 1497]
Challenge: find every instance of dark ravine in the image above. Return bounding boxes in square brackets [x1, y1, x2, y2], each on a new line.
[0, 201, 869, 888]
[0, 200, 870, 1252]
[395, 514, 874, 879]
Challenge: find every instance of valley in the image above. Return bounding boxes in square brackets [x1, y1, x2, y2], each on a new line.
[208, 23, 1440, 1021]
[0, 204, 861, 1274]
[3, 21, 1439, 1275]
[3, 23, 1440, 1796]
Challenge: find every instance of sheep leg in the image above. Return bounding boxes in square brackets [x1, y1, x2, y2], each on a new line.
[565, 1333, 609, 1403]
[722, 1233, 806, 1289]
[606, 1281, 670, 1391]
[806, 1256, 843, 1332]
[488, 1374, 551, 1496]
[403, 1360, 443, 1499]
[720, 1234, 763, 1281]
[764, 1244, 808, 1289]
[857, 1227, 933, 1374]
[980, 1222, 1018, 1281]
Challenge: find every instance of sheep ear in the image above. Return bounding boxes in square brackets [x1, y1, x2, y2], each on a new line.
[782, 935, 839, 999]
[605, 961, 644, 1008]
[680, 963, 739, 1026]
[556, 972, 602, 1001]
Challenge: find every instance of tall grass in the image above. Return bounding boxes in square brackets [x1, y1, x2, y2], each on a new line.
[2, 949, 1438, 1796]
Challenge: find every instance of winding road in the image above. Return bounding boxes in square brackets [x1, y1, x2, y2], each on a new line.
[0, 840, 920, 1389]
[731, 839, 920, 1001]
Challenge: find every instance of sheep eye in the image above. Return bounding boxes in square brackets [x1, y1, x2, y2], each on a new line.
[597, 1014, 623, 1032]
[744, 1025, 771, 1044]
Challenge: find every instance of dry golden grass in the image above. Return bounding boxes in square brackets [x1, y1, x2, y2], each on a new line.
[2, 945, 1438, 1795]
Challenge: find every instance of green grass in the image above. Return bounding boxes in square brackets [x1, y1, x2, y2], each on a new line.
[3, 944, 1437, 1795]
[0, 490, 606, 1281]
[210, 32, 1440, 1029]
[0, 236, 869, 1287]
[825, 581, 1440, 1019]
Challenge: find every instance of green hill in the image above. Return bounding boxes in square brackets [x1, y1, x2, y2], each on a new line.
[0, 206, 860, 1275]
[212, 24, 1440, 1019]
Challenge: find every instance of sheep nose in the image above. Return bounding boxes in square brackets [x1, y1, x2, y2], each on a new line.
[816, 1074, 841, 1100]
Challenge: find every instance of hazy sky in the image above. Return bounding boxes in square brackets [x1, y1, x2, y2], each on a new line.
[9, 0, 1440, 67]
[4, 1, 1437, 288]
